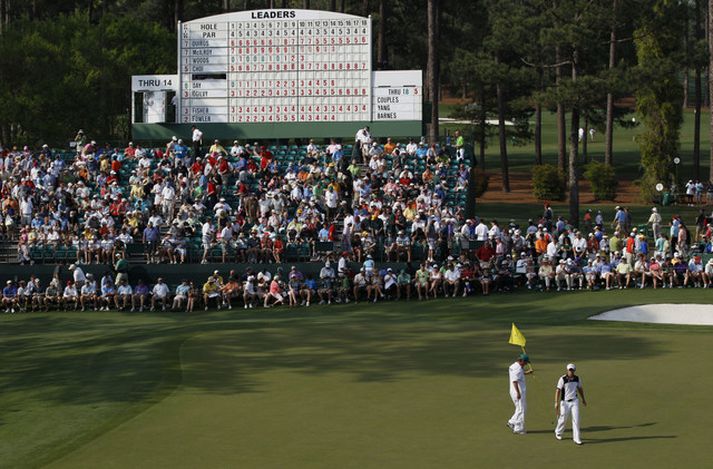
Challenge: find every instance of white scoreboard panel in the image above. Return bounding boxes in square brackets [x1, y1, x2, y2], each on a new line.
[179, 10, 372, 124]
[372, 70, 422, 121]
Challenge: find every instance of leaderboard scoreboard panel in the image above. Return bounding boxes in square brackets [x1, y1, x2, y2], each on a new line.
[179, 10, 371, 124]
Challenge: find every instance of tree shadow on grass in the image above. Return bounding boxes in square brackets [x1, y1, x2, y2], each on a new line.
[0, 301, 671, 405]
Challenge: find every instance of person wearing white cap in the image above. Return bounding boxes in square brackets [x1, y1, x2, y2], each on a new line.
[647, 207, 662, 240]
[554, 363, 587, 445]
[507, 353, 532, 435]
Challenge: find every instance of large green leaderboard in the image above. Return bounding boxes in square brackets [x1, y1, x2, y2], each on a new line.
[131, 9, 424, 140]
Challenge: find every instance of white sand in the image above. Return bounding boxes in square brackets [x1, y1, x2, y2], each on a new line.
[589, 304, 713, 326]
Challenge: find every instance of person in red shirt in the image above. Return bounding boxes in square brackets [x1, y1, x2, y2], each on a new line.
[191, 158, 204, 177]
[259, 146, 273, 171]
[124, 142, 136, 158]
[273, 236, 284, 263]
[625, 232, 636, 266]
[111, 157, 122, 174]
[109, 197, 127, 217]
[106, 171, 119, 185]
[264, 275, 284, 308]
[217, 155, 230, 185]
[477, 240, 495, 263]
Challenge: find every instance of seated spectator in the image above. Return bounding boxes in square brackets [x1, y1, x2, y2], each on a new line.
[172, 280, 191, 311]
[63, 281, 79, 311]
[264, 275, 285, 308]
[151, 277, 170, 312]
[2, 280, 18, 313]
[116, 279, 133, 311]
[133, 280, 150, 312]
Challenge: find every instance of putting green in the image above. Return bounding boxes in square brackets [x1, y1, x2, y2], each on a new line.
[1, 290, 711, 468]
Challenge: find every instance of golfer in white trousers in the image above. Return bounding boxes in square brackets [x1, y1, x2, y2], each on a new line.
[507, 353, 532, 434]
[555, 363, 587, 445]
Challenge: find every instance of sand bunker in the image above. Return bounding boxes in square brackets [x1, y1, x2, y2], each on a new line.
[589, 304, 713, 326]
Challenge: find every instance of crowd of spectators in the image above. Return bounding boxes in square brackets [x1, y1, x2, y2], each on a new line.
[4, 201, 713, 313]
[3, 127, 713, 313]
[3, 126, 471, 266]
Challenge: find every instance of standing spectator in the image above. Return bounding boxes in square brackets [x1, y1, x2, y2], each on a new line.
[191, 125, 203, 157]
[142, 223, 160, 264]
[648, 207, 661, 240]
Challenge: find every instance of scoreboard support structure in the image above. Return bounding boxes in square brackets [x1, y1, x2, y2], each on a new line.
[133, 9, 422, 141]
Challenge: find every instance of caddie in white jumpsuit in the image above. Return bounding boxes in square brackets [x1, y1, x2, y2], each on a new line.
[507, 353, 532, 434]
[554, 363, 587, 445]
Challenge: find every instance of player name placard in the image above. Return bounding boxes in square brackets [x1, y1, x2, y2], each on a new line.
[372, 71, 422, 121]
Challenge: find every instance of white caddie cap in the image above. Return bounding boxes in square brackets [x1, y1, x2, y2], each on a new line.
[567, 363, 576, 371]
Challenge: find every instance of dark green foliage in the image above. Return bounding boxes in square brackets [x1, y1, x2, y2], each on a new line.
[532, 164, 565, 200]
[584, 161, 618, 200]
[472, 168, 489, 197]
[634, 0, 685, 202]
[0, 13, 174, 145]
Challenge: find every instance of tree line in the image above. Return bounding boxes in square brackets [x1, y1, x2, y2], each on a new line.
[0, 0, 710, 225]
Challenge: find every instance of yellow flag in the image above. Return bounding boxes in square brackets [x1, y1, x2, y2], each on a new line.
[509, 323, 527, 347]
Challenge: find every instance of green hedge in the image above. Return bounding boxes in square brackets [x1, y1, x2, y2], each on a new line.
[584, 161, 618, 201]
[532, 164, 566, 201]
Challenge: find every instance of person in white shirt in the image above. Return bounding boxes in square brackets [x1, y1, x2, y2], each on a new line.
[703, 258, 713, 288]
[326, 139, 341, 155]
[406, 139, 418, 156]
[161, 183, 176, 220]
[138, 154, 151, 171]
[355, 126, 372, 162]
[488, 221, 502, 239]
[572, 231, 587, 257]
[220, 225, 233, 263]
[306, 138, 319, 155]
[547, 239, 559, 259]
[117, 279, 134, 311]
[647, 207, 662, 240]
[69, 264, 86, 290]
[63, 281, 79, 310]
[148, 213, 163, 228]
[444, 263, 461, 297]
[554, 363, 587, 445]
[507, 353, 532, 435]
[555, 259, 571, 291]
[324, 187, 338, 221]
[382, 268, 398, 298]
[230, 140, 245, 158]
[191, 125, 203, 156]
[20, 197, 33, 226]
[151, 278, 170, 311]
[201, 221, 215, 264]
[474, 219, 489, 241]
[80, 275, 97, 311]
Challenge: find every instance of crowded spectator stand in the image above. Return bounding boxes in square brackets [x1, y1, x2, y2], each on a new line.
[1, 129, 713, 313]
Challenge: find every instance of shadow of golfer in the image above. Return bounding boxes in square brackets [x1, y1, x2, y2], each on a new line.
[585, 435, 676, 444]
[582, 422, 657, 432]
[527, 422, 658, 434]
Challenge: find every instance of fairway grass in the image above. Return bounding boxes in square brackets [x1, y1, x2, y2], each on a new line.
[1, 290, 712, 468]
